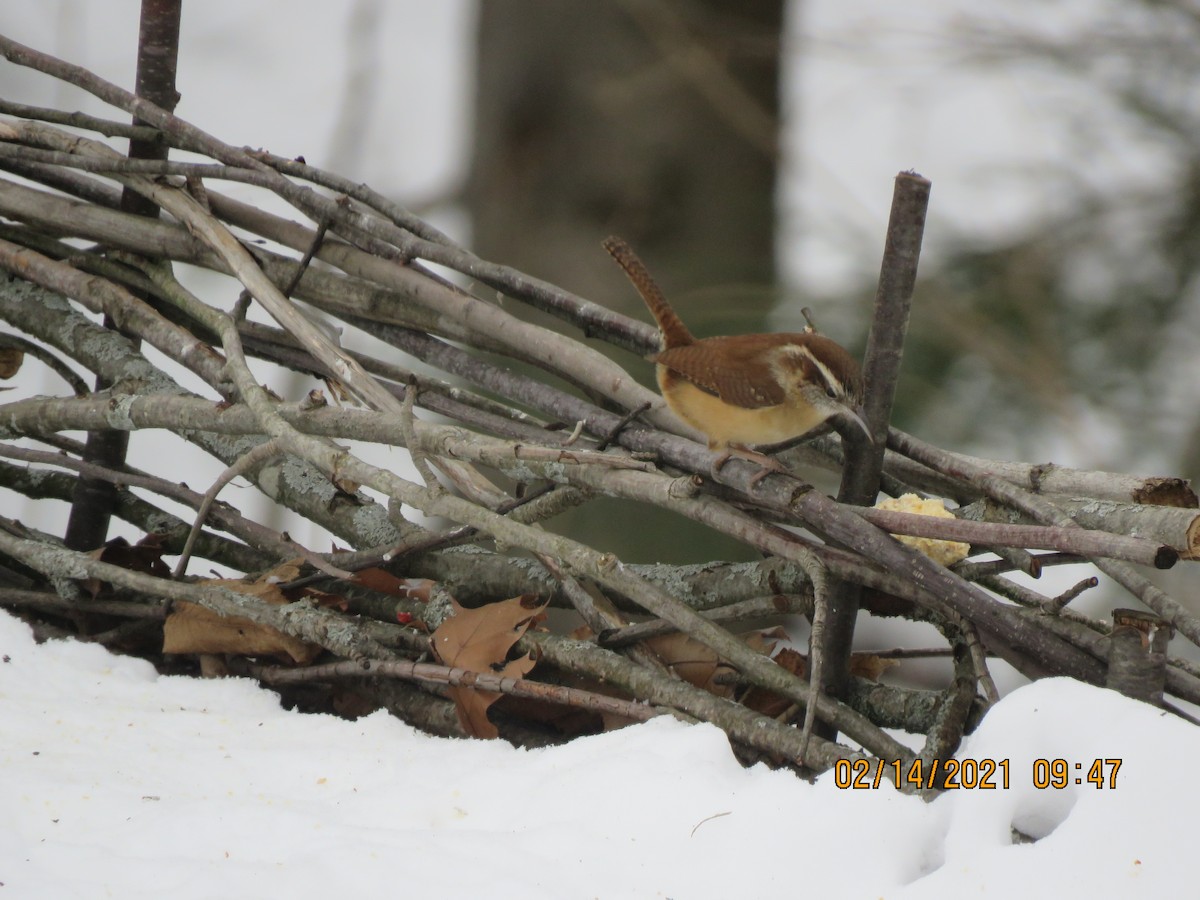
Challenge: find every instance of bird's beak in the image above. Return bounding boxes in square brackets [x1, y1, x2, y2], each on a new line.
[837, 405, 874, 444]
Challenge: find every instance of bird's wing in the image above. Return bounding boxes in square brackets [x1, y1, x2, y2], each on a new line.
[653, 338, 788, 409]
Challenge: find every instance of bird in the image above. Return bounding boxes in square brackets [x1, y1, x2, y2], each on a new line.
[603, 236, 870, 483]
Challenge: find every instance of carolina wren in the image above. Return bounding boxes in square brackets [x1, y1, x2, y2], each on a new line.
[604, 236, 869, 479]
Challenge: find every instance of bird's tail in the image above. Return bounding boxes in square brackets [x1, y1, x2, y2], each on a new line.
[603, 236, 693, 350]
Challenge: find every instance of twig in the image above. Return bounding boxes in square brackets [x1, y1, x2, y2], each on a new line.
[850, 504, 1176, 568]
[0, 529, 397, 660]
[280, 220, 328, 299]
[865, 647, 957, 660]
[1048, 576, 1100, 612]
[595, 401, 653, 452]
[249, 657, 667, 723]
[964, 494, 1200, 561]
[0, 455, 272, 574]
[980, 573, 1061, 610]
[952, 553, 1084, 580]
[0, 586, 166, 619]
[173, 439, 287, 578]
[903, 449, 1198, 508]
[0, 332, 89, 395]
[799, 575, 829, 761]
[535, 552, 620, 635]
[0, 441, 305, 569]
[398, 377, 442, 491]
[0, 98, 162, 142]
[599, 592, 811, 647]
[534, 552, 667, 674]
[0, 237, 229, 386]
[961, 619, 1000, 705]
[916, 637, 979, 792]
[527, 630, 872, 774]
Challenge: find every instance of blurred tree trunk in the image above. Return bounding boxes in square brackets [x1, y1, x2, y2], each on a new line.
[469, 0, 785, 562]
[470, 0, 783, 334]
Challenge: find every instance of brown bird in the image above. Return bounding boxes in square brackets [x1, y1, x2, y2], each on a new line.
[604, 236, 869, 482]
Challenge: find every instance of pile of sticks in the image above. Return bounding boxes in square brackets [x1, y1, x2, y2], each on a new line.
[0, 33, 1196, 786]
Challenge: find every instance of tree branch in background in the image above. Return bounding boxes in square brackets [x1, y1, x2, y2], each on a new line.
[822, 173, 931, 740]
[64, 0, 182, 553]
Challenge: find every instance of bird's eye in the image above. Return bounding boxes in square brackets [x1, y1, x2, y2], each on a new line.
[825, 386, 838, 399]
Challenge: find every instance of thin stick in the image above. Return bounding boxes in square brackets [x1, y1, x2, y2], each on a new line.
[249, 657, 667, 723]
[0, 332, 89, 395]
[850, 504, 1175, 568]
[823, 172, 932, 739]
[1047, 576, 1100, 612]
[398, 377, 441, 491]
[173, 439, 284, 578]
[961, 619, 1000, 704]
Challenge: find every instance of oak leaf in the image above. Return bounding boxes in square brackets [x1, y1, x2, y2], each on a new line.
[643, 627, 785, 699]
[163, 560, 322, 664]
[644, 633, 734, 697]
[431, 595, 546, 738]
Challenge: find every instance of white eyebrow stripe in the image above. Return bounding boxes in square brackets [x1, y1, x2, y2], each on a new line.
[774, 344, 842, 396]
[810, 356, 840, 394]
[770, 344, 813, 387]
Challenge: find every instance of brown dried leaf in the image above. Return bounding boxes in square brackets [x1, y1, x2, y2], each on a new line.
[163, 561, 321, 664]
[432, 595, 545, 672]
[0, 347, 24, 379]
[89, 533, 171, 576]
[163, 600, 320, 664]
[332, 475, 361, 494]
[742, 647, 807, 717]
[644, 633, 732, 697]
[744, 625, 788, 656]
[849, 653, 898, 682]
[643, 628, 783, 699]
[451, 652, 537, 739]
[773, 645, 808, 677]
[84, 534, 172, 597]
[742, 648, 896, 717]
[353, 570, 435, 602]
[431, 595, 546, 738]
[249, 559, 304, 593]
[300, 587, 349, 613]
[236, 559, 349, 610]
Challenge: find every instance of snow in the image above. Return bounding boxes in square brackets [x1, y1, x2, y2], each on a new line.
[1, 3, 1195, 896]
[0, 607, 1192, 898]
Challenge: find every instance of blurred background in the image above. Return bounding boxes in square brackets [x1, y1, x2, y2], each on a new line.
[1, 1, 1196, 613]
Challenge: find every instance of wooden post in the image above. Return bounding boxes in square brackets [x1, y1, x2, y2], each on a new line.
[1106, 608, 1172, 705]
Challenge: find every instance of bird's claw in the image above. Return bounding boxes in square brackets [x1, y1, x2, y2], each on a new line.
[710, 446, 791, 488]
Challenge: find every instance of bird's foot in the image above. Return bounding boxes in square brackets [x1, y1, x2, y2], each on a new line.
[711, 446, 791, 487]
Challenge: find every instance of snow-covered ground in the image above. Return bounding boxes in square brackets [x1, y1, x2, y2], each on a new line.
[1, 607, 1192, 898]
